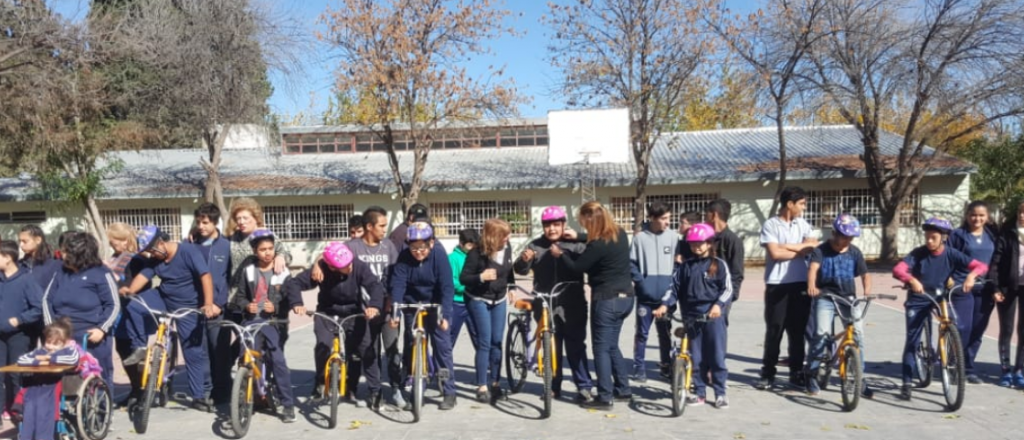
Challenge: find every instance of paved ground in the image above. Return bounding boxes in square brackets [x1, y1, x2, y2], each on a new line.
[3, 267, 1024, 440]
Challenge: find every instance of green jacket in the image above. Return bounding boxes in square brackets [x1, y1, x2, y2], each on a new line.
[449, 246, 468, 303]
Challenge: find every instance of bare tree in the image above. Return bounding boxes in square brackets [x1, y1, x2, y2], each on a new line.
[98, 0, 305, 215]
[545, 0, 717, 230]
[707, 0, 827, 214]
[808, 0, 1024, 260]
[320, 0, 522, 213]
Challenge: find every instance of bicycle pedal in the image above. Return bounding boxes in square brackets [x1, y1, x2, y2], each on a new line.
[437, 369, 450, 381]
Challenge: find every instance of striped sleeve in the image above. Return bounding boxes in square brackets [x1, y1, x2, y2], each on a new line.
[99, 272, 121, 333]
[52, 346, 80, 366]
[17, 348, 45, 366]
[41, 274, 57, 325]
[716, 257, 733, 305]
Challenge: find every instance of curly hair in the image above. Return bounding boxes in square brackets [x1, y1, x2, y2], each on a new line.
[227, 197, 266, 234]
[105, 222, 138, 253]
[62, 232, 103, 272]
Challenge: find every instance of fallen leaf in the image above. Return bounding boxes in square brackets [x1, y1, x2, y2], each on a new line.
[348, 421, 362, 430]
[624, 428, 634, 432]
[844, 424, 870, 430]
[604, 414, 617, 418]
[942, 414, 961, 420]
[821, 426, 832, 431]
[760, 421, 771, 426]
[734, 433, 746, 439]
[588, 409, 598, 413]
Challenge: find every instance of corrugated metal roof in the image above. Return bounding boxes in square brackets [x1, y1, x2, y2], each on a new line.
[0, 125, 973, 201]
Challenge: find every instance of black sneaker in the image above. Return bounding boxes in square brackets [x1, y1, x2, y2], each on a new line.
[281, 406, 296, 423]
[861, 385, 875, 399]
[789, 372, 806, 388]
[122, 347, 148, 366]
[613, 393, 633, 403]
[579, 399, 613, 410]
[574, 389, 595, 403]
[310, 384, 324, 402]
[629, 372, 647, 384]
[368, 390, 382, 412]
[191, 397, 214, 413]
[898, 384, 912, 401]
[489, 385, 507, 404]
[966, 374, 983, 385]
[658, 363, 672, 380]
[754, 376, 775, 390]
[439, 394, 457, 410]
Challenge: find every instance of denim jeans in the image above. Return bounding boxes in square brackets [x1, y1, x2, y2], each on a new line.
[590, 295, 634, 403]
[806, 297, 864, 374]
[467, 298, 506, 386]
[450, 300, 479, 352]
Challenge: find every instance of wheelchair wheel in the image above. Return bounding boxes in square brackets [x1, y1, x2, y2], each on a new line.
[75, 376, 113, 440]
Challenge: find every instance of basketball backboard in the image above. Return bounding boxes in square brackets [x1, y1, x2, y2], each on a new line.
[547, 108, 631, 166]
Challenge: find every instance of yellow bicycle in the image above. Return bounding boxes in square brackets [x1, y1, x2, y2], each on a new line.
[218, 319, 287, 438]
[306, 311, 364, 428]
[668, 313, 707, 417]
[392, 302, 443, 423]
[506, 282, 574, 419]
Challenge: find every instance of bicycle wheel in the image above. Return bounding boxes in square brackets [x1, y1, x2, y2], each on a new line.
[133, 345, 162, 434]
[541, 331, 554, 419]
[412, 333, 426, 422]
[327, 358, 341, 429]
[504, 318, 528, 393]
[75, 375, 113, 440]
[230, 366, 254, 438]
[940, 326, 966, 411]
[916, 321, 933, 388]
[156, 335, 178, 408]
[671, 357, 689, 417]
[840, 346, 862, 412]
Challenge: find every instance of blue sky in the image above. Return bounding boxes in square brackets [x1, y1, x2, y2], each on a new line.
[48, 0, 758, 121]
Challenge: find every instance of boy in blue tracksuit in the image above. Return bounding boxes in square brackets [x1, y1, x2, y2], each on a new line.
[631, 202, 680, 382]
[120, 226, 218, 411]
[388, 222, 457, 410]
[190, 203, 234, 405]
[674, 223, 732, 409]
[0, 240, 44, 420]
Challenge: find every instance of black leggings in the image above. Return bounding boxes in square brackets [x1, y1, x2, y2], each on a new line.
[996, 286, 1024, 373]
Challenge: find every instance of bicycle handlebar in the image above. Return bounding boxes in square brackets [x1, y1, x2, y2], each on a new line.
[669, 313, 709, 325]
[507, 281, 578, 300]
[129, 296, 203, 321]
[305, 311, 363, 333]
[218, 319, 287, 353]
[391, 303, 444, 326]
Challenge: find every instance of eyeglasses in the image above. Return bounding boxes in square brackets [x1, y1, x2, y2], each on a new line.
[409, 245, 430, 253]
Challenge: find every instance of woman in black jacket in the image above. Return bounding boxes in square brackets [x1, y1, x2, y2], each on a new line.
[991, 200, 1024, 388]
[460, 218, 515, 403]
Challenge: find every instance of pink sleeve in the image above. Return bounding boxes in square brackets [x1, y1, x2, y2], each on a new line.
[967, 260, 989, 278]
[893, 261, 913, 283]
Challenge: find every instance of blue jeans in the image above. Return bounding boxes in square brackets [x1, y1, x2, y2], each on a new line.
[903, 295, 934, 384]
[806, 297, 864, 374]
[450, 300, 478, 352]
[591, 296, 633, 403]
[633, 303, 674, 376]
[951, 285, 995, 374]
[467, 298, 506, 386]
[689, 316, 728, 398]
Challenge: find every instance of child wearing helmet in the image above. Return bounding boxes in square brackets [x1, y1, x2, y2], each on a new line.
[284, 241, 385, 410]
[672, 223, 732, 409]
[892, 217, 989, 400]
[512, 205, 595, 403]
[805, 214, 871, 397]
[229, 230, 297, 423]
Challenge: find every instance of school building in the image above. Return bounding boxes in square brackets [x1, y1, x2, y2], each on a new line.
[0, 120, 974, 266]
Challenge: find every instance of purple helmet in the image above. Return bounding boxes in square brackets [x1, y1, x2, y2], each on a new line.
[685, 223, 716, 242]
[832, 214, 861, 237]
[406, 221, 434, 242]
[922, 217, 953, 234]
[137, 225, 163, 252]
[247, 229, 275, 248]
[322, 241, 354, 269]
[540, 206, 567, 223]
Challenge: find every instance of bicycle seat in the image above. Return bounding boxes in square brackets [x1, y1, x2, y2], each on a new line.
[513, 299, 533, 311]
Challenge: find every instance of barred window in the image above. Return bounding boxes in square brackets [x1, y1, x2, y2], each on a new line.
[101, 208, 182, 240]
[0, 211, 47, 224]
[264, 205, 354, 241]
[429, 200, 531, 238]
[610, 193, 719, 231]
[806, 189, 921, 229]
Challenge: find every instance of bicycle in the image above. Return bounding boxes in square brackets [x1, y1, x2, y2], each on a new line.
[667, 313, 707, 417]
[808, 292, 897, 412]
[392, 302, 444, 423]
[219, 319, 288, 438]
[505, 282, 574, 419]
[306, 311, 364, 428]
[902, 281, 982, 412]
[128, 297, 198, 434]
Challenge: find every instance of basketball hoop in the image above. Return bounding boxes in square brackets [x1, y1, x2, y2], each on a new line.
[547, 108, 631, 203]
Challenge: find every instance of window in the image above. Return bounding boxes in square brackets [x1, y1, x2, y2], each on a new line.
[806, 189, 921, 229]
[429, 200, 531, 238]
[610, 193, 719, 231]
[281, 124, 550, 154]
[0, 211, 47, 224]
[264, 204, 354, 241]
[101, 208, 182, 240]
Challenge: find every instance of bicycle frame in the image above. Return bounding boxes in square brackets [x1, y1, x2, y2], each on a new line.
[392, 303, 443, 379]
[914, 283, 977, 366]
[669, 314, 708, 389]
[307, 312, 362, 397]
[219, 319, 285, 403]
[816, 293, 896, 378]
[130, 297, 202, 392]
[507, 282, 574, 376]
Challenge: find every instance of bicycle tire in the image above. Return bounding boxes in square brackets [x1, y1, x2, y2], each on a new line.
[75, 375, 113, 440]
[133, 345, 162, 434]
[230, 366, 254, 438]
[541, 331, 554, 419]
[327, 359, 341, 429]
[411, 333, 423, 423]
[504, 318, 529, 393]
[916, 322, 933, 387]
[940, 326, 966, 411]
[840, 346, 862, 412]
[671, 357, 688, 417]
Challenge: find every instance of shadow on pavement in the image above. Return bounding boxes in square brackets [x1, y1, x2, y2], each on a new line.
[783, 393, 845, 413]
[630, 398, 674, 418]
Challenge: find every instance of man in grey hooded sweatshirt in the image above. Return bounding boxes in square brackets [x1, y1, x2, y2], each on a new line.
[630, 202, 680, 382]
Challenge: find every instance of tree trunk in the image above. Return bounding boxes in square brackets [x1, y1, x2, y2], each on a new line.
[769, 107, 788, 215]
[633, 164, 649, 233]
[84, 195, 110, 256]
[879, 207, 900, 262]
[200, 127, 229, 217]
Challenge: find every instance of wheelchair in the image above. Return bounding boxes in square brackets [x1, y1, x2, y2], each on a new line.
[4, 362, 113, 440]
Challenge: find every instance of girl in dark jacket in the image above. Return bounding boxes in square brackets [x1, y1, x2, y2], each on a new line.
[947, 201, 998, 384]
[460, 218, 515, 403]
[991, 200, 1024, 388]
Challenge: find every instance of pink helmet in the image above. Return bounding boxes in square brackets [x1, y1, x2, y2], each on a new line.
[540, 206, 567, 222]
[322, 241, 354, 269]
[685, 223, 716, 242]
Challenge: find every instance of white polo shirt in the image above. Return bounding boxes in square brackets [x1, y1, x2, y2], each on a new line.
[760, 216, 815, 285]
